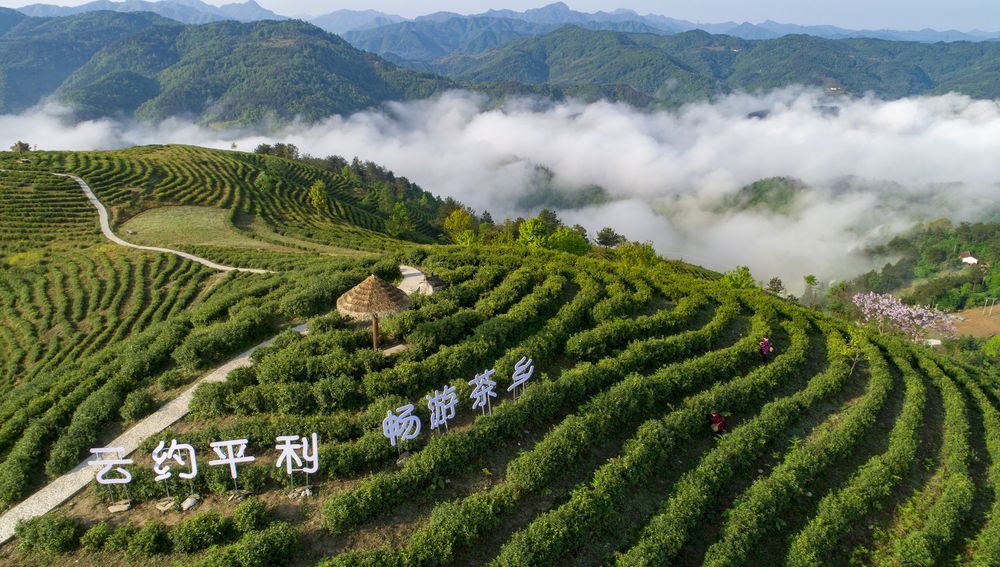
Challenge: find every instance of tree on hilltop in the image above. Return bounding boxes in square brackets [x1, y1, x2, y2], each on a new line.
[597, 227, 623, 248]
[722, 265, 757, 289]
[444, 208, 477, 245]
[803, 274, 818, 306]
[10, 141, 29, 157]
[766, 276, 785, 295]
[616, 240, 657, 267]
[537, 208, 560, 234]
[518, 218, 548, 248]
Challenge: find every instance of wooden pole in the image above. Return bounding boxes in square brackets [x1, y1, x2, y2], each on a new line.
[372, 313, 379, 352]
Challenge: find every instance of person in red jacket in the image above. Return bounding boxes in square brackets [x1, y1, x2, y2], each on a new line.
[709, 411, 726, 434]
[760, 337, 773, 364]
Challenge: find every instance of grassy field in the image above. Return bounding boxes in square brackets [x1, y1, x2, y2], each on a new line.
[120, 206, 293, 251]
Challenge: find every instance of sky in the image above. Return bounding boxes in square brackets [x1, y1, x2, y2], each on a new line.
[2, 0, 999, 31]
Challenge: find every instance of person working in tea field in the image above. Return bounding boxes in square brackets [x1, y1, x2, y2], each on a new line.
[709, 411, 726, 434]
[760, 337, 773, 364]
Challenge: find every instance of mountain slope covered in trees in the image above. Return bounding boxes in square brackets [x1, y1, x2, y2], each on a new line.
[414, 26, 1000, 104]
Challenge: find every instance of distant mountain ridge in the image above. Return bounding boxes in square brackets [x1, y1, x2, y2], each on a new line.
[12, 0, 999, 44]
[334, 2, 1000, 63]
[6, 9, 1000, 124]
[409, 26, 1000, 106]
[324, 1, 1000, 45]
[17, 0, 283, 24]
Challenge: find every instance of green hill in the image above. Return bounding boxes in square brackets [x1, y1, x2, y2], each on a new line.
[0, 12, 456, 123]
[0, 10, 172, 114]
[2, 146, 1000, 567]
[57, 18, 456, 124]
[421, 27, 1000, 105]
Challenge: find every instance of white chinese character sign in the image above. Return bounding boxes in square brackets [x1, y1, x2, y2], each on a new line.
[275, 433, 319, 492]
[152, 439, 197, 498]
[89, 447, 134, 485]
[81, 355, 542, 508]
[152, 439, 198, 481]
[427, 385, 458, 432]
[383, 404, 421, 452]
[509, 356, 534, 400]
[208, 439, 256, 491]
[88, 447, 134, 502]
[469, 368, 497, 415]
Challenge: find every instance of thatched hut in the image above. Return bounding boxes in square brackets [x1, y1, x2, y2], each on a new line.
[336, 274, 411, 351]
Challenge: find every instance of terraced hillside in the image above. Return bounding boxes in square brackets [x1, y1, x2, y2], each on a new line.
[0, 156, 413, 519]
[17, 144, 443, 254]
[3, 149, 1000, 567]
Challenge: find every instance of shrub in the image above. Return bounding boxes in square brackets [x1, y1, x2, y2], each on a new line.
[190, 382, 233, 418]
[158, 369, 189, 391]
[172, 512, 233, 553]
[120, 388, 157, 422]
[15, 513, 84, 554]
[233, 497, 269, 534]
[229, 522, 300, 567]
[313, 373, 356, 411]
[308, 312, 351, 333]
[105, 521, 137, 552]
[80, 521, 112, 551]
[128, 520, 170, 556]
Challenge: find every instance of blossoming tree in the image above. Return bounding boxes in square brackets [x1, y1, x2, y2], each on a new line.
[852, 292, 957, 343]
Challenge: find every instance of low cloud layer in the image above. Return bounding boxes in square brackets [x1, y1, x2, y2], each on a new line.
[6, 89, 1000, 289]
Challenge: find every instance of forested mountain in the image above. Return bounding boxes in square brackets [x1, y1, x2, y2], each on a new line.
[414, 26, 1000, 105]
[0, 10, 171, 114]
[343, 16, 666, 62]
[334, 0, 1000, 55]
[7, 10, 1000, 122]
[0, 13, 455, 123]
[308, 8, 405, 35]
[17, 0, 283, 24]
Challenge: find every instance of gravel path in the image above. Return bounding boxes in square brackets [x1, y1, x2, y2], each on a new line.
[398, 264, 430, 295]
[56, 173, 272, 274]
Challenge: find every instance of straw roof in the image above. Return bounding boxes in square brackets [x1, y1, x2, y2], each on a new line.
[336, 274, 412, 320]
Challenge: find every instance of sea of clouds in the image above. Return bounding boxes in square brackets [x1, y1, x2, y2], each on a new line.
[6, 87, 1000, 290]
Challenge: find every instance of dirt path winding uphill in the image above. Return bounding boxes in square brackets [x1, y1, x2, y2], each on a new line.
[56, 173, 272, 274]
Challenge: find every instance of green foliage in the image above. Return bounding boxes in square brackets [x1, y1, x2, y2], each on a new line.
[120, 388, 157, 421]
[15, 512, 84, 554]
[545, 226, 589, 255]
[309, 180, 327, 211]
[615, 240, 657, 267]
[128, 520, 170, 556]
[227, 522, 300, 567]
[721, 265, 758, 289]
[233, 497, 270, 534]
[385, 202, 411, 238]
[596, 226, 623, 248]
[80, 521, 112, 551]
[171, 512, 234, 553]
[443, 209, 476, 244]
[517, 218, 547, 248]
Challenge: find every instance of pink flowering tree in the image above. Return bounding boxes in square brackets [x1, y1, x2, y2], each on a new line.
[852, 292, 957, 343]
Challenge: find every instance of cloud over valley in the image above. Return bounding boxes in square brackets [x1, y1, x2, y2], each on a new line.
[7, 89, 1000, 288]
